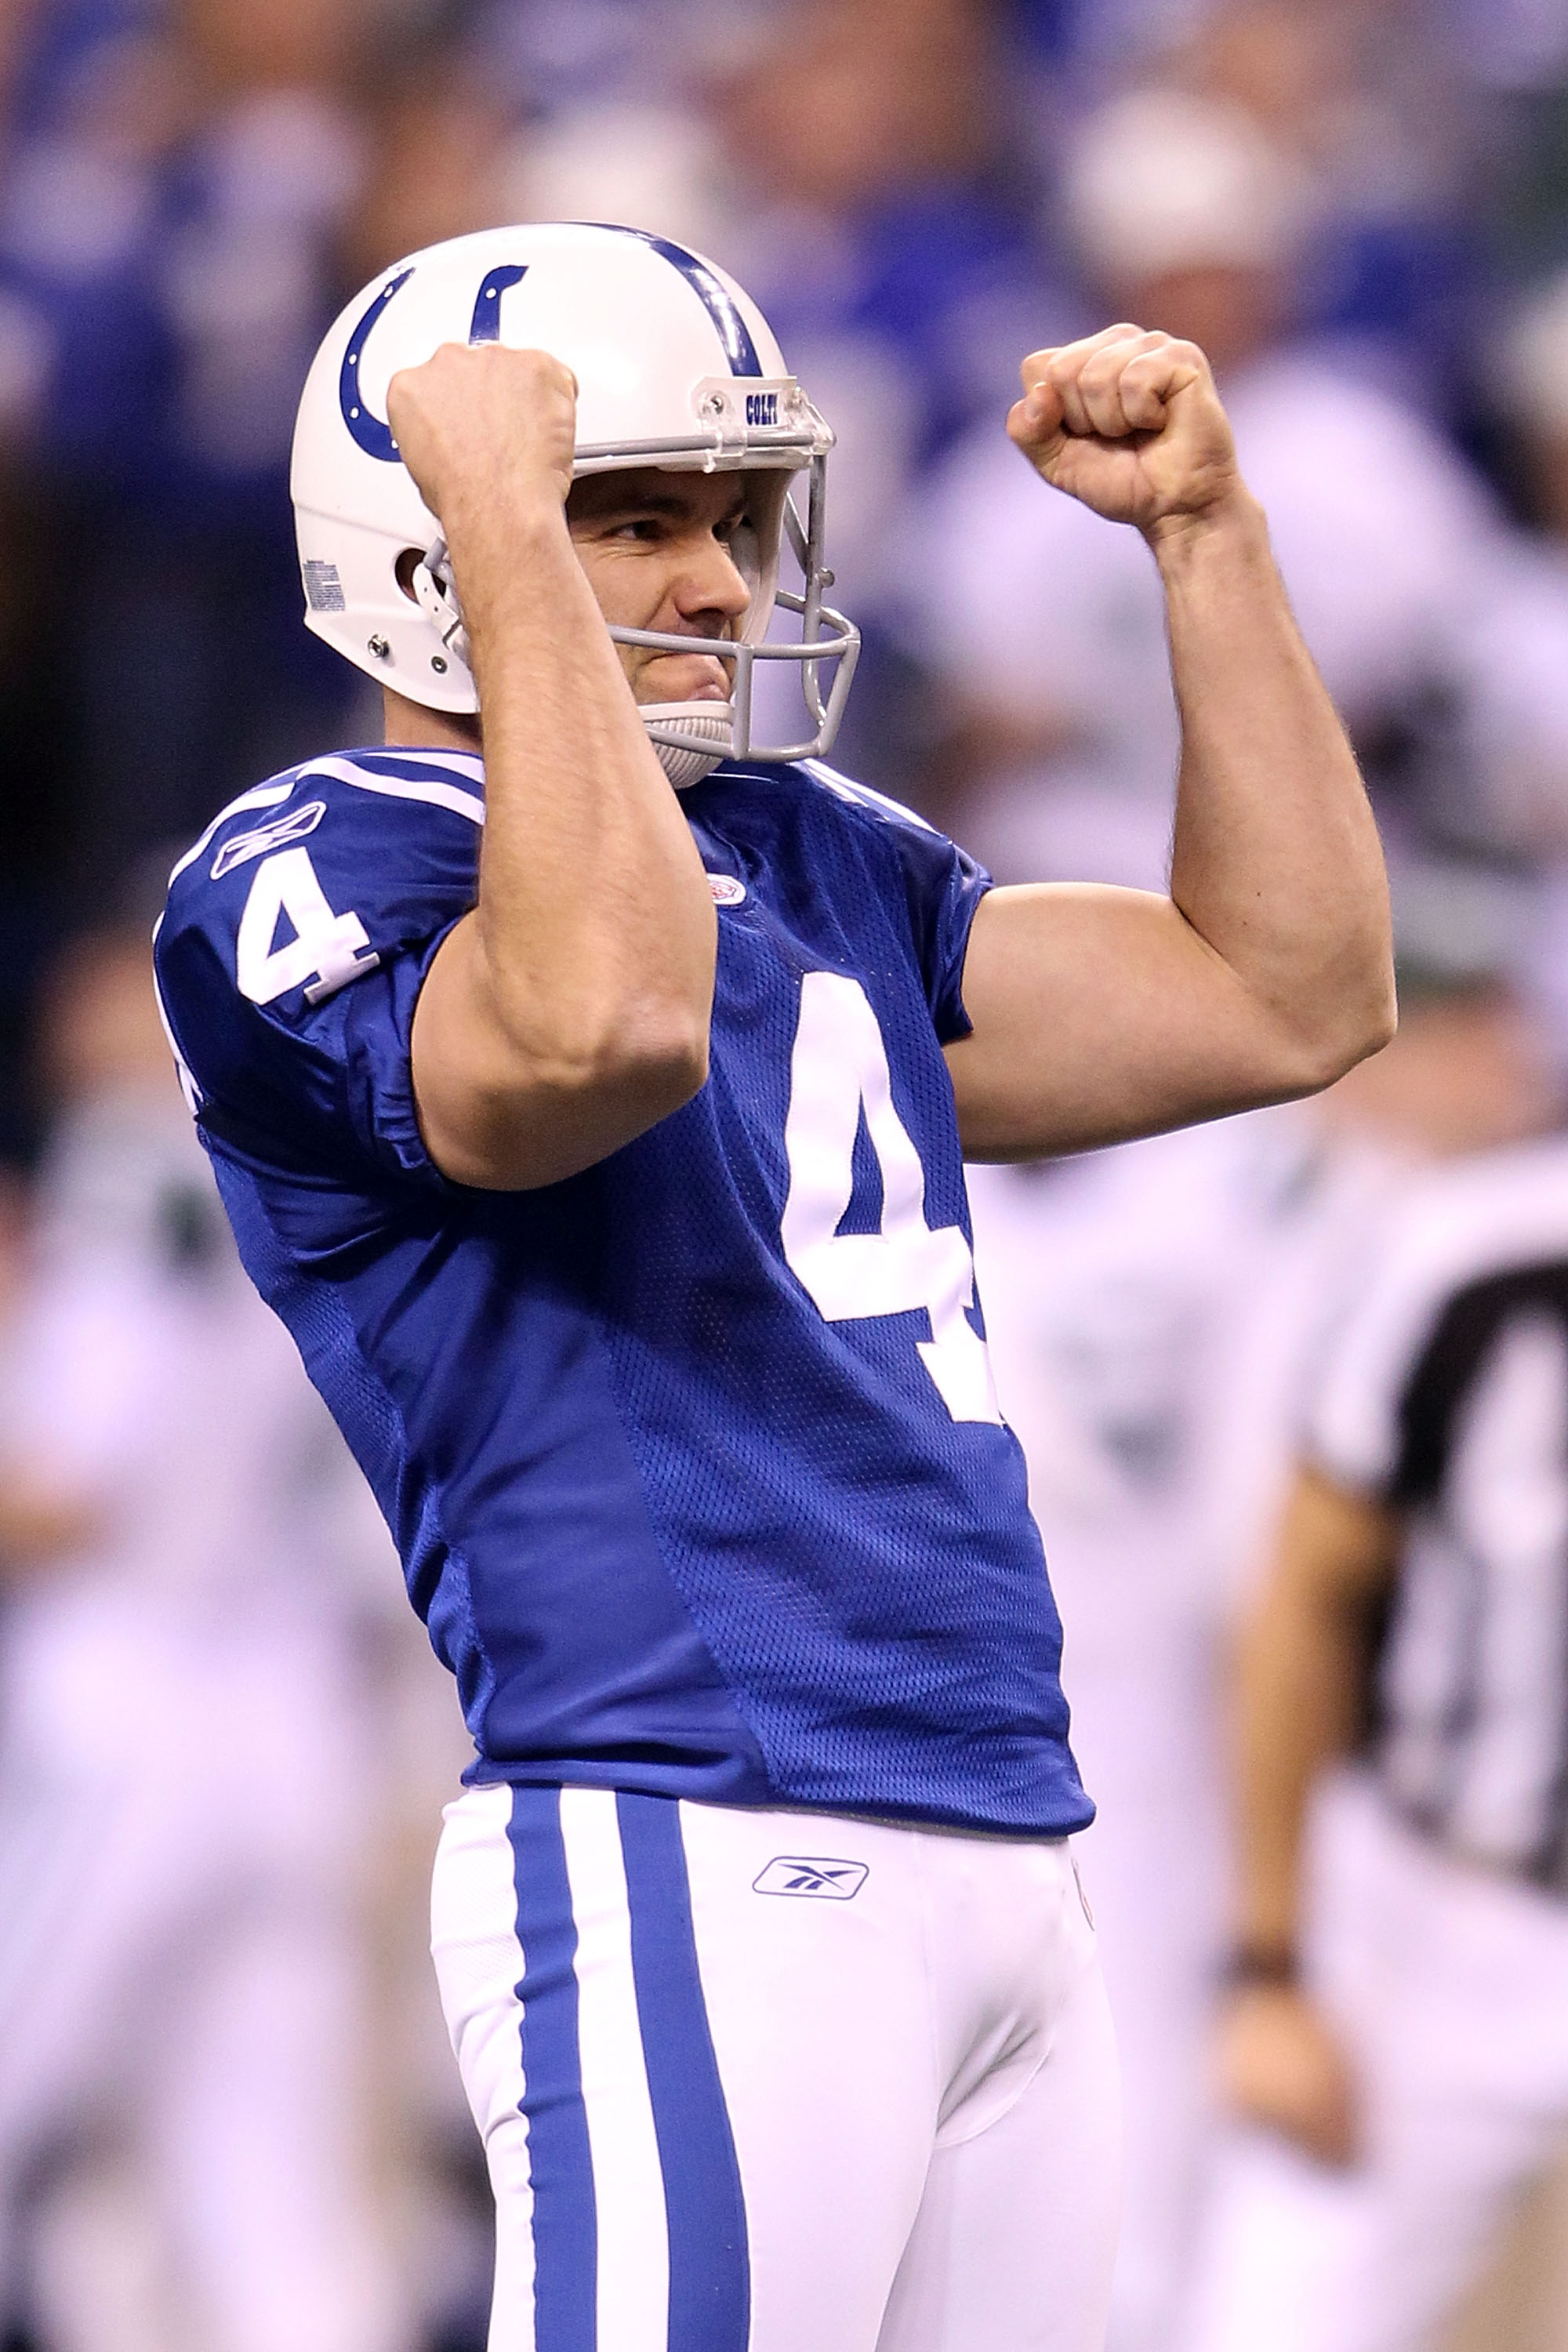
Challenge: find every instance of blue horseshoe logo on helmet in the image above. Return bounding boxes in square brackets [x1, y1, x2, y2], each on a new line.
[466, 263, 528, 343]
[339, 263, 530, 460]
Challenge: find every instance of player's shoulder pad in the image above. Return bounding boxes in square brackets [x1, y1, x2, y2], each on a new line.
[713, 756, 945, 842]
[163, 746, 485, 950]
[158, 746, 484, 1063]
[169, 746, 485, 891]
[745, 760, 985, 1044]
[794, 758, 946, 840]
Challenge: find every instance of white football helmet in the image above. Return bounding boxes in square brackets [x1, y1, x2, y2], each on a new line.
[290, 221, 859, 784]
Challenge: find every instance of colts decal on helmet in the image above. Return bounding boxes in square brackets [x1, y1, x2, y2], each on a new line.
[468, 264, 529, 343]
[581, 225, 764, 377]
[339, 263, 531, 460]
[339, 268, 414, 460]
[339, 235, 760, 465]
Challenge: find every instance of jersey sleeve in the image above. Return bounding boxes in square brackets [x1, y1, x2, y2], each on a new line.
[1301, 1204, 1446, 1500]
[801, 763, 993, 1043]
[902, 824, 993, 1045]
[153, 753, 485, 1191]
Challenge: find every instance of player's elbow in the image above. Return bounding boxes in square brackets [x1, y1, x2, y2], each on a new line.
[1271, 965, 1398, 1098]
[1337, 982, 1399, 1075]
[415, 926, 714, 1187]
[522, 997, 711, 1127]
[589, 1011, 711, 1119]
[476, 930, 715, 1125]
[416, 1009, 710, 1192]
[1318, 949, 1399, 1083]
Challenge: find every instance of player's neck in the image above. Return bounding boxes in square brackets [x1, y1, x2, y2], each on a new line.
[382, 686, 484, 756]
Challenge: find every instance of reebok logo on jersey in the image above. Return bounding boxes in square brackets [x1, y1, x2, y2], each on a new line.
[708, 873, 747, 907]
[212, 800, 327, 879]
[753, 1856, 869, 1899]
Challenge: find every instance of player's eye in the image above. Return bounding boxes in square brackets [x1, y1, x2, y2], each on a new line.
[604, 514, 668, 543]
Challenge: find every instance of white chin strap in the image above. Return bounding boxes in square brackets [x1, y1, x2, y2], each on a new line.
[641, 702, 734, 790]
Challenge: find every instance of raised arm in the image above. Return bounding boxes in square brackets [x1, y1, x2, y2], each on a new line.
[390, 346, 717, 1190]
[947, 326, 1396, 1161]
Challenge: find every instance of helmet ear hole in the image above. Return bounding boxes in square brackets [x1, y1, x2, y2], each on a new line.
[394, 547, 424, 601]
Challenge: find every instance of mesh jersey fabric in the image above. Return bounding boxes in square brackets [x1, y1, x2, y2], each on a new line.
[154, 746, 1092, 1836]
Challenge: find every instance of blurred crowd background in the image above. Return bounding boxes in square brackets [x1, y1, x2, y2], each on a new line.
[4, 0, 1568, 2347]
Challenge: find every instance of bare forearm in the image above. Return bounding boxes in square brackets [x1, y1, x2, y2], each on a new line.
[1156, 495, 1395, 1085]
[450, 491, 714, 1070]
[1234, 1473, 1395, 1954]
[1234, 1577, 1366, 1954]
[388, 343, 717, 1187]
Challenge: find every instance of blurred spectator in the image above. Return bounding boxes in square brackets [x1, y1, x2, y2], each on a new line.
[969, 1100, 1353, 2352]
[340, 43, 515, 293]
[0, 921, 413, 2352]
[1185, 879, 1568, 2352]
[1181, 2, 1486, 407]
[911, 84, 1500, 880]
[495, 99, 735, 269]
[0, 0, 515, 1159]
[1500, 267, 1568, 535]
[1421, 265, 1568, 863]
[699, 0, 1083, 786]
[462, 0, 773, 120]
[0, 0, 373, 877]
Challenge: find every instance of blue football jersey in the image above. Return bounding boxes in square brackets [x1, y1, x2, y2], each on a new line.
[154, 746, 1092, 1837]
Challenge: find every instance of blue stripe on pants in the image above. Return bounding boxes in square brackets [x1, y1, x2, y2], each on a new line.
[506, 1788, 597, 2352]
[616, 1792, 750, 2351]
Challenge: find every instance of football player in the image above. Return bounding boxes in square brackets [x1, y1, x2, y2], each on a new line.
[152, 223, 1393, 2352]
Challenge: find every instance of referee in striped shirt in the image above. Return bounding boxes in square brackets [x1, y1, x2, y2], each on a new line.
[1191, 866, 1568, 2352]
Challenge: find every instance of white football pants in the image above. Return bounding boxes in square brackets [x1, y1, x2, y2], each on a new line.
[431, 1785, 1121, 2352]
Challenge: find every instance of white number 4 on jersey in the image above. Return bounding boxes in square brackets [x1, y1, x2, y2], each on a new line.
[235, 848, 379, 1006]
[782, 972, 1001, 1424]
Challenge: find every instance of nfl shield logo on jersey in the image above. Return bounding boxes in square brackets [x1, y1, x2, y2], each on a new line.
[753, 1856, 869, 1898]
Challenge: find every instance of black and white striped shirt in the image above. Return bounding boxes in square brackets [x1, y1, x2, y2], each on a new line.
[1309, 1136, 1568, 1893]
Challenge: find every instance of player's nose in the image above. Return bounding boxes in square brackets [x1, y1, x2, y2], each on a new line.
[671, 531, 752, 627]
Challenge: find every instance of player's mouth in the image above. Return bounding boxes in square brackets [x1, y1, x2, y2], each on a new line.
[637, 649, 735, 703]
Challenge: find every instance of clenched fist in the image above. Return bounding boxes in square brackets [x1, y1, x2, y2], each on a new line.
[387, 343, 579, 528]
[1008, 325, 1243, 542]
